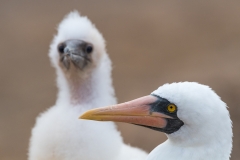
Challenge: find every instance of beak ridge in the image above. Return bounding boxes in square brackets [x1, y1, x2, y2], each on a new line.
[80, 95, 171, 129]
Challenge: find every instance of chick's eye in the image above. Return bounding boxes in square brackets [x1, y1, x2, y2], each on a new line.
[167, 104, 177, 113]
[86, 45, 93, 54]
[58, 43, 65, 54]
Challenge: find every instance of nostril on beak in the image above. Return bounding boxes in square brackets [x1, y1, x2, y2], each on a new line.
[58, 43, 66, 54]
[85, 45, 93, 54]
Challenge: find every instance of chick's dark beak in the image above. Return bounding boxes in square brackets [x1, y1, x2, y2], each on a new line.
[58, 39, 93, 70]
[80, 95, 172, 129]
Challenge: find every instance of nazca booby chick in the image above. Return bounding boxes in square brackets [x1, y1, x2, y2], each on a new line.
[28, 11, 147, 160]
[81, 82, 233, 160]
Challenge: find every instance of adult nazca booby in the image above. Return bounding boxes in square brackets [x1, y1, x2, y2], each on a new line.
[28, 11, 147, 160]
[80, 82, 233, 160]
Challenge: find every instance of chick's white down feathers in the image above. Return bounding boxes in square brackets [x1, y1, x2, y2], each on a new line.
[28, 11, 147, 160]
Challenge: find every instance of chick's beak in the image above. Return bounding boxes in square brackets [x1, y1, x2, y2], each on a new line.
[80, 95, 171, 128]
[58, 39, 92, 70]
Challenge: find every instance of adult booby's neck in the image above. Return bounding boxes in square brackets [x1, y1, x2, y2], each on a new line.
[147, 126, 232, 160]
[55, 54, 116, 108]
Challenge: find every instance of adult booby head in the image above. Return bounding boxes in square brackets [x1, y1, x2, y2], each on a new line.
[80, 82, 233, 160]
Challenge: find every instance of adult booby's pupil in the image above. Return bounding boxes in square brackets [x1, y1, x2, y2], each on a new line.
[86, 45, 93, 54]
[167, 104, 177, 113]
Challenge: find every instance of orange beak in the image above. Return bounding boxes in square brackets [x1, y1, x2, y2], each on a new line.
[80, 95, 172, 129]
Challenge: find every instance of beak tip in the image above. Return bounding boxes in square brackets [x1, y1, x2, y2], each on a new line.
[79, 113, 89, 120]
[79, 110, 99, 120]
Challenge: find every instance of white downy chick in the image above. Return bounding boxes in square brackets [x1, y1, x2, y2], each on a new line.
[28, 11, 147, 160]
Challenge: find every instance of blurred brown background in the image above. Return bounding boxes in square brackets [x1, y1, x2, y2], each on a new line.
[0, 0, 240, 159]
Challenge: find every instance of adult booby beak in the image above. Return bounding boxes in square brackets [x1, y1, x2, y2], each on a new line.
[80, 95, 173, 129]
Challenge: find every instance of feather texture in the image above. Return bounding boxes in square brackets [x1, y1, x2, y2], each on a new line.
[28, 11, 147, 160]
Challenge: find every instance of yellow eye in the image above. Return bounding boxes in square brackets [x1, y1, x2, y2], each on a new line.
[167, 104, 177, 113]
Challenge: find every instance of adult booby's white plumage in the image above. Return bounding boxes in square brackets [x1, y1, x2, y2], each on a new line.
[81, 82, 233, 160]
[28, 11, 147, 160]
